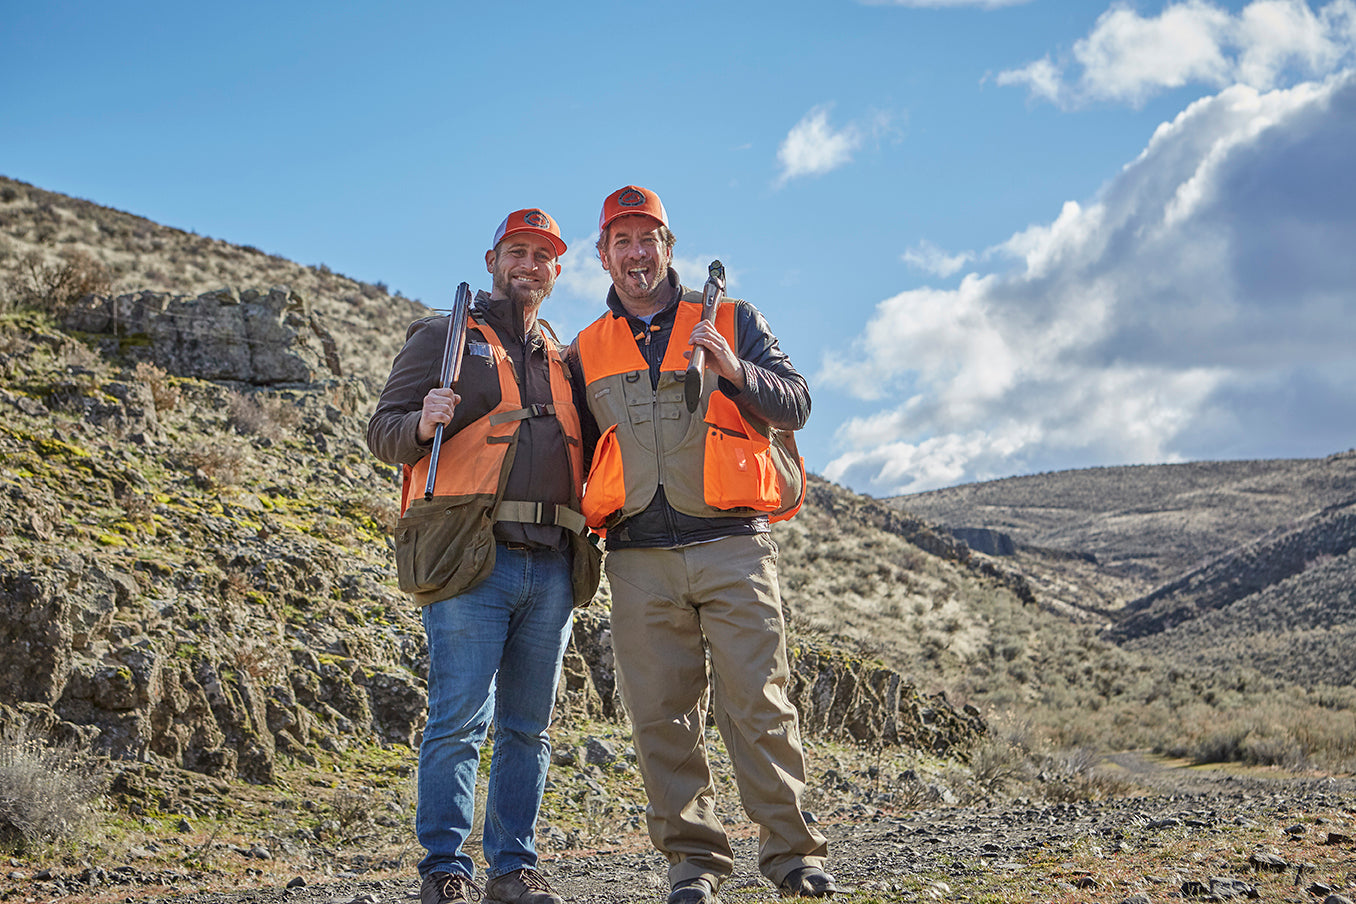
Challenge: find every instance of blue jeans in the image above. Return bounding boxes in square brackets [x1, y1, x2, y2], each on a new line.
[417, 544, 574, 880]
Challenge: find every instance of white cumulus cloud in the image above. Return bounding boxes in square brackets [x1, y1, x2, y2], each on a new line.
[998, 0, 1356, 108]
[820, 72, 1356, 495]
[775, 105, 864, 186]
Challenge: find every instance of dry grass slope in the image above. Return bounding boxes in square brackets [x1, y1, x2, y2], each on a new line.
[0, 174, 428, 389]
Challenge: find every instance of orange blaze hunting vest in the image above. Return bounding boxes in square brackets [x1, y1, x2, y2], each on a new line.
[394, 315, 592, 606]
[401, 317, 583, 515]
[574, 291, 802, 530]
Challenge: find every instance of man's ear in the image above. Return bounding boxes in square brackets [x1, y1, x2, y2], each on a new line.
[555, 263, 562, 276]
[485, 249, 496, 272]
[598, 251, 609, 269]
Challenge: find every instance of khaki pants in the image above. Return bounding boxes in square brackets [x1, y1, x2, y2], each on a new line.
[606, 533, 828, 890]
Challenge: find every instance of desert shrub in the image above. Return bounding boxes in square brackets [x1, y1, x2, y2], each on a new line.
[1030, 746, 1132, 802]
[4, 249, 112, 315]
[330, 786, 378, 833]
[226, 391, 300, 440]
[353, 493, 401, 535]
[185, 439, 242, 486]
[0, 724, 109, 854]
[115, 485, 156, 524]
[969, 736, 1029, 794]
[134, 361, 180, 412]
[1152, 693, 1356, 772]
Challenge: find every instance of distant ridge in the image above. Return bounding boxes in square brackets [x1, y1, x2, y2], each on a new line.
[890, 451, 1356, 672]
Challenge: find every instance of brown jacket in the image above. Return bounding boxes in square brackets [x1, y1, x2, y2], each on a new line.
[367, 292, 575, 550]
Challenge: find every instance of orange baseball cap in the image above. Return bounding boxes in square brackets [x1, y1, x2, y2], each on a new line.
[492, 208, 567, 257]
[598, 185, 668, 233]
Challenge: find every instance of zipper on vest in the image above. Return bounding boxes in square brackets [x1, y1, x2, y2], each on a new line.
[651, 377, 680, 546]
[651, 382, 664, 487]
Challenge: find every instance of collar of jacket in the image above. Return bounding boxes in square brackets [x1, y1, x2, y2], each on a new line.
[473, 290, 544, 350]
[604, 266, 684, 325]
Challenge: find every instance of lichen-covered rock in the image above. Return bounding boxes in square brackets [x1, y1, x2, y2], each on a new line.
[788, 645, 984, 756]
[64, 286, 343, 384]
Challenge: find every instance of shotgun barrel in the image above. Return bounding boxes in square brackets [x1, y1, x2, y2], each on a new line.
[684, 260, 725, 412]
[424, 281, 472, 500]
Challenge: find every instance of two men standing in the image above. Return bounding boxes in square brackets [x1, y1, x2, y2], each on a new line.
[367, 189, 833, 904]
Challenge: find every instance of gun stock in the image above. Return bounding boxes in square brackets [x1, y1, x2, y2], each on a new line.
[684, 259, 725, 412]
[424, 281, 472, 500]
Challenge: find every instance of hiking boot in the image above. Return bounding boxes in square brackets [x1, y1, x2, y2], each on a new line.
[483, 868, 562, 904]
[667, 877, 718, 904]
[421, 871, 482, 904]
[778, 866, 838, 897]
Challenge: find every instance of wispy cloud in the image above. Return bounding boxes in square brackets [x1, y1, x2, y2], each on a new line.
[998, 0, 1356, 108]
[775, 105, 864, 186]
[820, 72, 1356, 494]
[903, 240, 975, 278]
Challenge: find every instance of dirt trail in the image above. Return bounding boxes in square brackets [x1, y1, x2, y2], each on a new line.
[115, 762, 1356, 904]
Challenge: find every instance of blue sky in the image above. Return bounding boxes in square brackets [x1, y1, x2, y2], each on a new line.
[4, 0, 1354, 495]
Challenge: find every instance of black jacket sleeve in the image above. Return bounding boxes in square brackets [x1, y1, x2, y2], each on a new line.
[718, 300, 811, 432]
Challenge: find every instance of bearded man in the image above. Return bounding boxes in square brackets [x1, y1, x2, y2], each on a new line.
[368, 208, 597, 904]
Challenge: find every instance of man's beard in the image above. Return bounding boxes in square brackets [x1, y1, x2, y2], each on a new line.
[509, 283, 550, 307]
[616, 261, 668, 302]
[496, 274, 553, 309]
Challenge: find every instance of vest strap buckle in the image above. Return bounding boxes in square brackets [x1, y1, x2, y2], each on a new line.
[489, 403, 556, 426]
[494, 500, 587, 535]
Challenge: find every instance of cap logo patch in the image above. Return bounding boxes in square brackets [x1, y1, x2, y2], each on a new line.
[617, 189, 646, 208]
[523, 210, 551, 229]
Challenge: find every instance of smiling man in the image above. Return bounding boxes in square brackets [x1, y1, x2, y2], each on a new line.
[367, 208, 599, 904]
[568, 186, 832, 903]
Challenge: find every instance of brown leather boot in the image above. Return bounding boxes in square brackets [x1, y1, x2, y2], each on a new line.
[483, 868, 562, 904]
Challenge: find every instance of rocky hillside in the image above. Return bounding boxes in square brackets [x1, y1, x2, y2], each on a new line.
[0, 174, 423, 389]
[1111, 496, 1356, 687]
[0, 174, 1023, 813]
[1, 301, 995, 781]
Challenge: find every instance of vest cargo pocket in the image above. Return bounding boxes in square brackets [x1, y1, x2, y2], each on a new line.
[394, 496, 495, 599]
[701, 391, 782, 512]
[703, 427, 780, 511]
[582, 424, 626, 529]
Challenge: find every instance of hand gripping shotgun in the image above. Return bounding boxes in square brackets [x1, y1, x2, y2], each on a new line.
[684, 259, 725, 413]
[424, 281, 472, 500]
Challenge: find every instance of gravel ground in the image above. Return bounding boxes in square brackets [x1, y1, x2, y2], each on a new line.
[8, 756, 1354, 904]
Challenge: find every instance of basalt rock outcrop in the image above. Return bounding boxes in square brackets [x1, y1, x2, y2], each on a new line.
[556, 611, 982, 758]
[804, 478, 1035, 604]
[947, 527, 1016, 558]
[63, 286, 343, 385]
